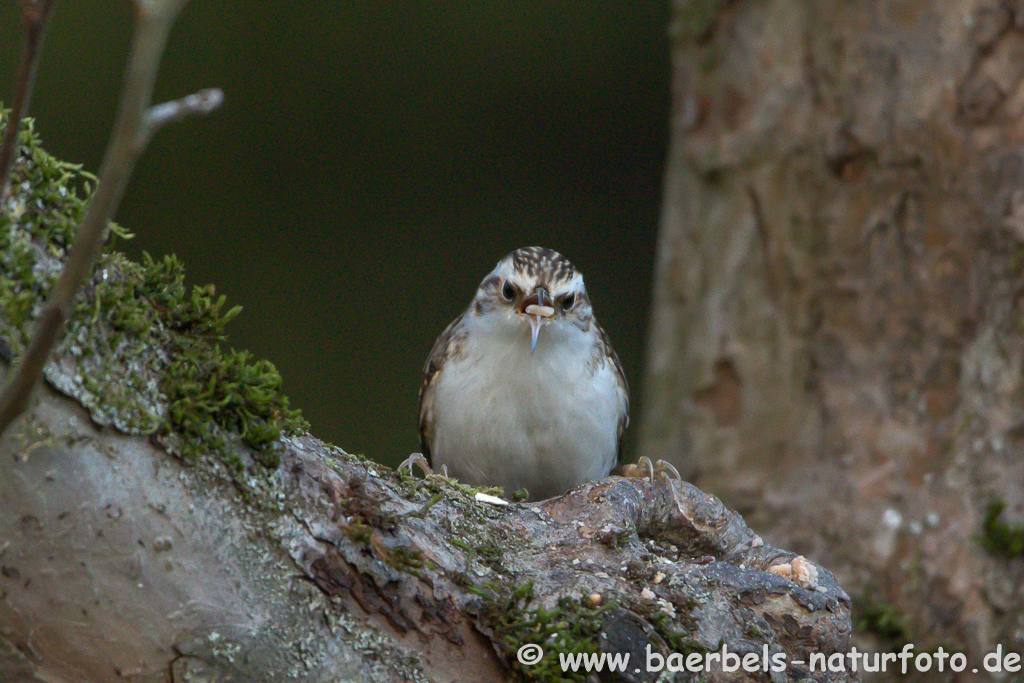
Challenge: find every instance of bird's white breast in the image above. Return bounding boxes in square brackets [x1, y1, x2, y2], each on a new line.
[430, 313, 622, 500]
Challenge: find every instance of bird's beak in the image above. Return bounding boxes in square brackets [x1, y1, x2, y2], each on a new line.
[519, 288, 555, 354]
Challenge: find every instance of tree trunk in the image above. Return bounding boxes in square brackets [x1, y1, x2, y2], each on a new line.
[642, 0, 1024, 676]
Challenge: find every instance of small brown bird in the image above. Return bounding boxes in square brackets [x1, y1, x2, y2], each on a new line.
[414, 247, 628, 501]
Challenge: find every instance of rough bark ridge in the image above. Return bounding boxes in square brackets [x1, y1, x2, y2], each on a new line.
[0, 387, 853, 682]
[641, 0, 1024, 674]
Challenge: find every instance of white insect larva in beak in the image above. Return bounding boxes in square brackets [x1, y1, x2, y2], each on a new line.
[524, 304, 555, 355]
[524, 304, 555, 318]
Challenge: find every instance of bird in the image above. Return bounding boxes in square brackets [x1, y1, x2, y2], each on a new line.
[410, 246, 629, 501]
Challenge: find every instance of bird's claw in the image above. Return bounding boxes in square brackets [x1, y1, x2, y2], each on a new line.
[398, 452, 430, 477]
[621, 456, 681, 483]
[621, 456, 683, 507]
[398, 453, 450, 480]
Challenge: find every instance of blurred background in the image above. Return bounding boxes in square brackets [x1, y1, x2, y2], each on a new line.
[0, 2, 669, 466]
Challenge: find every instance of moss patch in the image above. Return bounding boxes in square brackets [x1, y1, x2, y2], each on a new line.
[1, 114, 94, 346]
[478, 582, 613, 682]
[980, 500, 1024, 558]
[854, 596, 908, 645]
[164, 342, 305, 468]
[1, 110, 307, 499]
[643, 598, 704, 657]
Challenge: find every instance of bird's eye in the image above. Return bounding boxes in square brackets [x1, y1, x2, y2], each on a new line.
[501, 279, 516, 301]
[562, 293, 576, 311]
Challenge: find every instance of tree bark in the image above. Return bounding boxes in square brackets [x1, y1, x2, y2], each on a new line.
[0, 382, 854, 682]
[642, 0, 1024, 675]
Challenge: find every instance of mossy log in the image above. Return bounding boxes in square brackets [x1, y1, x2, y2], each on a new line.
[1, 381, 854, 682]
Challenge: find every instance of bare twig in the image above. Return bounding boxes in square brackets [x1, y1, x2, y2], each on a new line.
[0, 0, 59, 200]
[146, 87, 224, 138]
[0, 0, 222, 435]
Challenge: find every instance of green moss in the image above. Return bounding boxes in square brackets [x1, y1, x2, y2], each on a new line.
[980, 500, 1024, 558]
[344, 520, 373, 545]
[390, 545, 426, 572]
[449, 537, 472, 553]
[407, 492, 444, 518]
[0, 110, 308, 500]
[475, 538, 505, 573]
[164, 344, 304, 467]
[644, 601, 704, 657]
[68, 248, 308, 478]
[420, 474, 505, 501]
[0, 113, 93, 244]
[1, 113, 94, 348]
[855, 597, 908, 645]
[478, 582, 613, 682]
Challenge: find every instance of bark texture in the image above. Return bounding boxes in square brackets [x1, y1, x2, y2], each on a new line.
[641, 0, 1024, 676]
[0, 383, 853, 682]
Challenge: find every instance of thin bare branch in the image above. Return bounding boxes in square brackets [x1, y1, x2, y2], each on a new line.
[0, 0, 60, 200]
[0, 0, 221, 436]
[146, 88, 224, 140]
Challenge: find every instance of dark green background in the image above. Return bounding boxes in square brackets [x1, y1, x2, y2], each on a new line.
[0, 2, 669, 466]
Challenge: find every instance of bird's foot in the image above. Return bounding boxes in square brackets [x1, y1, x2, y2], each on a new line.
[620, 456, 683, 507]
[621, 456, 681, 483]
[398, 453, 450, 480]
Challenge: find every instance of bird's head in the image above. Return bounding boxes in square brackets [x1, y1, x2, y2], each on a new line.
[472, 246, 592, 354]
